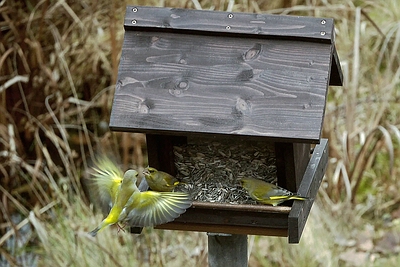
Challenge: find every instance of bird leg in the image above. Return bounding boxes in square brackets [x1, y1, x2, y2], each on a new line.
[116, 223, 127, 233]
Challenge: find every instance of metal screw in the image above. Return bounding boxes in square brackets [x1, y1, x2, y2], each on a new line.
[131, 19, 137, 24]
[132, 7, 138, 12]
[226, 25, 231, 30]
[228, 13, 234, 19]
[320, 31, 326, 36]
[321, 19, 326, 25]
[178, 81, 188, 88]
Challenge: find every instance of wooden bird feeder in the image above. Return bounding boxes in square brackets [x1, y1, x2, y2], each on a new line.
[109, 6, 342, 244]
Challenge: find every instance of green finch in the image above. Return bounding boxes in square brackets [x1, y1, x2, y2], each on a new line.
[240, 177, 307, 206]
[89, 169, 192, 236]
[90, 169, 138, 236]
[143, 167, 182, 192]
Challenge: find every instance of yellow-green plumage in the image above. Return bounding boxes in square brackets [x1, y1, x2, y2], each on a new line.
[240, 177, 307, 206]
[143, 167, 181, 192]
[91, 156, 123, 206]
[121, 190, 192, 227]
[89, 166, 192, 236]
[89, 170, 138, 236]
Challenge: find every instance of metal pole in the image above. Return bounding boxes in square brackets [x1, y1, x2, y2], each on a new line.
[208, 233, 248, 267]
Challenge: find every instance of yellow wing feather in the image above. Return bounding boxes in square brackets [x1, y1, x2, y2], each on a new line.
[126, 191, 192, 227]
[91, 156, 124, 205]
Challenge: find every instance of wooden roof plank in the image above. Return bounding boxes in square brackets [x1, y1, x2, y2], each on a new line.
[124, 6, 334, 43]
[110, 31, 331, 142]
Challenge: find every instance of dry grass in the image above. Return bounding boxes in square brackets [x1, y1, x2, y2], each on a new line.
[1, 0, 400, 266]
[31, 199, 208, 267]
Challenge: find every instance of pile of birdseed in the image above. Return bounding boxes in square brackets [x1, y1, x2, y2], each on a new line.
[173, 138, 277, 204]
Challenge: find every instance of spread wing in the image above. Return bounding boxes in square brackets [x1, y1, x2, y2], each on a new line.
[126, 191, 192, 227]
[91, 156, 123, 206]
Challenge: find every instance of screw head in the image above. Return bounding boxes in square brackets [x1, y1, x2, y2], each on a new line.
[131, 19, 137, 24]
[178, 81, 188, 89]
[321, 19, 326, 25]
[228, 13, 234, 19]
[226, 25, 231, 30]
[132, 7, 138, 12]
[320, 31, 326, 36]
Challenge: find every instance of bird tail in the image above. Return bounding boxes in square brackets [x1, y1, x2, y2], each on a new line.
[89, 227, 101, 237]
[269, 195, 308, 201]
[88, 220, 109, 237]
[288, 195, 308, 201]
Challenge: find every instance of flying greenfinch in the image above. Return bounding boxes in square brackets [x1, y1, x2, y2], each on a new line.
[89, 169, 192, 236]
[89, 169, 138, 236]
[240, 177, 307, 206]
[143, 167, 182, 192]
[91, 156, 150, 207]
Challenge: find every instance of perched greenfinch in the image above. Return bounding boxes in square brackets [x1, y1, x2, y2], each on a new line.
[89, 169, 192, 236]
[143, 167, 181, 192]
[240, 177, 307, 206]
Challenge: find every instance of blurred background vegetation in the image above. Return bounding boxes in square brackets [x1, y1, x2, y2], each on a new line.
[0, 0, 399, 266]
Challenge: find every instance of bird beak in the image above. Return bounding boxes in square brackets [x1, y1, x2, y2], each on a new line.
[143, 168, 150, 176]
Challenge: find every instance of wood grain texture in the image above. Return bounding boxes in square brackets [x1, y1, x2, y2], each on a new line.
[275, 143, 311, 192]
[124, 6, 334, 43]
[288, 138, 328, 243]
[155, 222, 288, 237]
[110, 31, 331, 142]
[208, 235, 248, 267]
[145, 134, 186, 174]
[155, 201, 291, 236]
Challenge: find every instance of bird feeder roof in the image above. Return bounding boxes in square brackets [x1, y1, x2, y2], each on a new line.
[110, 6, 343, 143]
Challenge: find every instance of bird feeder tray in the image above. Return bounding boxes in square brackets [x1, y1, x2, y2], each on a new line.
[109, 6, 342, 243]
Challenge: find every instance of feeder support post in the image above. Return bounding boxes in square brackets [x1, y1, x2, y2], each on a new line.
[208, 233, 248, 267]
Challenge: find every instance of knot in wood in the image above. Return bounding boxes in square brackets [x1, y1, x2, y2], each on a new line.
[243, 44, 261, 61]
[138, 102, 149, 113]
[235, 98, 251, 114]
[151, 36, 159, 43]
